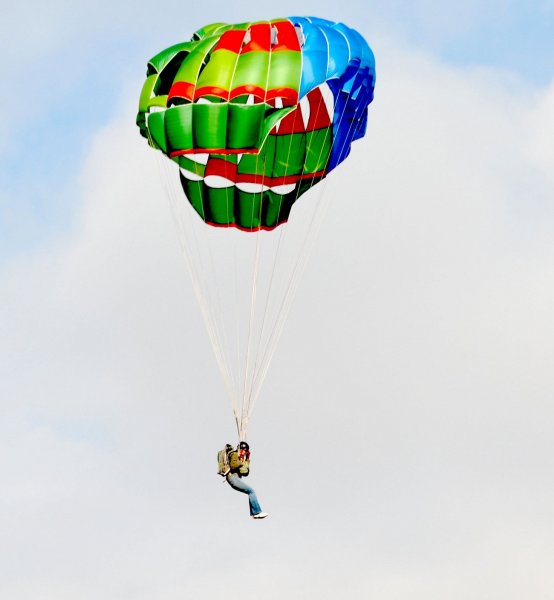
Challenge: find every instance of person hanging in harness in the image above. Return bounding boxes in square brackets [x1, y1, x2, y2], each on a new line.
[218, 441, 268, 519]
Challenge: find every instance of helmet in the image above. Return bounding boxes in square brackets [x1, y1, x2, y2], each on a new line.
[239, 441, 250, 451]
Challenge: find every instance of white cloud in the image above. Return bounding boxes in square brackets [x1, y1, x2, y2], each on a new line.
[1, 35, 554, 599]
[526, 82, 554, 174]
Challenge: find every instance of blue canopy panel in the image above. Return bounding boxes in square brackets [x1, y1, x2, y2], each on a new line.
[289, 16, 376, 174]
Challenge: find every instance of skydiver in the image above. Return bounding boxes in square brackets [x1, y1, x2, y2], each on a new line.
[226, 441, 268, 519]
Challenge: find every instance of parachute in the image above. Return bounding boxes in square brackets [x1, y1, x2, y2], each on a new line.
[137, 17, 375, 438]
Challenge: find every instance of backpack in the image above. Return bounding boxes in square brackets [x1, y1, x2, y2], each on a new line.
[217, 444, 234, 477]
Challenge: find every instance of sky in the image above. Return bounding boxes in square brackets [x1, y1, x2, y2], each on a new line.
[1, 1, 554, 599]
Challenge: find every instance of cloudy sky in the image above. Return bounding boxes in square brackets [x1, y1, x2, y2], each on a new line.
[2, 1, 554, 598]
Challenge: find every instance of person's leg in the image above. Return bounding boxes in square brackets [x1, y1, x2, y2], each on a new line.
[226, 474, 262, 516]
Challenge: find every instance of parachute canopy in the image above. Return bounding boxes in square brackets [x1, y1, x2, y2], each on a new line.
[137, 16, 376, 231]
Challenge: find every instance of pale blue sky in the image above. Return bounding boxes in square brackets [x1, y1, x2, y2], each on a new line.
[1, 0, 552, 261]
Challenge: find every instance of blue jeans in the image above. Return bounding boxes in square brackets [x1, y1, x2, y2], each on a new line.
[226, 473, 262, 516]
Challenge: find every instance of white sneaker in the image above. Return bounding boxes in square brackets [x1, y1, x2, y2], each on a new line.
[252, 512, 268, 519]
